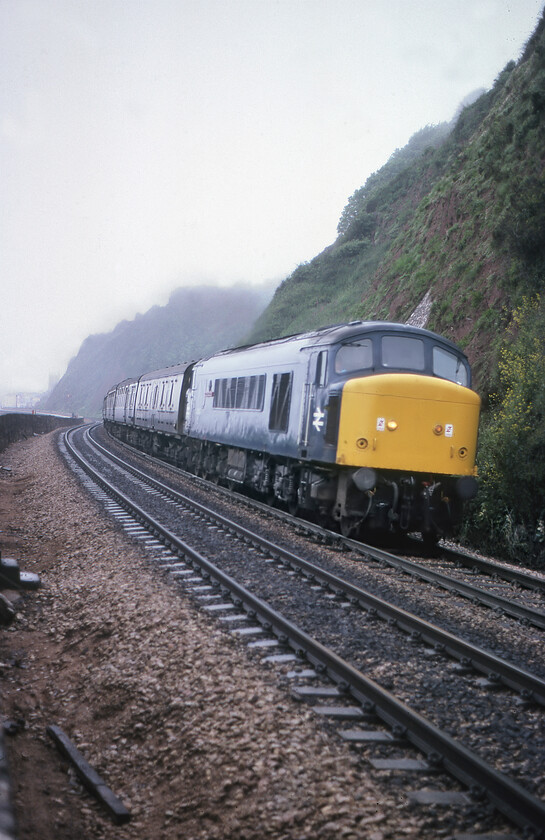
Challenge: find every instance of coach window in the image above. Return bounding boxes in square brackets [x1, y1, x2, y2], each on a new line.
[382, 336, 425, 371]
[269, 372, 292, 432]
[257, 374, 266, 409]
[335, 339, 372, 374]
[246, 376, 256, 408]
[247, 374, 265, 410]
[235, 377, 246, 408]
[213, 379, 222, 408]
[246, 374, 265, 410]
[227, 377, 237, 408]
[433, 346, 468, 386]
[213, 375, 266, 410]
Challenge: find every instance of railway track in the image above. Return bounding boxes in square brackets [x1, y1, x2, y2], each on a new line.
[99, 422, 545, 626]
[61, 424, 545, 838]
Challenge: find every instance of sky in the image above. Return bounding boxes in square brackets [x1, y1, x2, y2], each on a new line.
[1, 0, 543, 397]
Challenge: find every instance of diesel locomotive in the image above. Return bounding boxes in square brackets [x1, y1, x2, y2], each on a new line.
[103, 321, 480, 545]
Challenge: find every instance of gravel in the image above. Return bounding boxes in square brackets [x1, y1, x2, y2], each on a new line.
[87, 430, 545, 803]
[0, 429, 451, 840]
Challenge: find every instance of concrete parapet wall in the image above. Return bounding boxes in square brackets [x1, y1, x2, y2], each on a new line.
[0, 414, 83, 454]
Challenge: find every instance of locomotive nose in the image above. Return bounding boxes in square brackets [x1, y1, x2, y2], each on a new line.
[336, 373, 480, 476]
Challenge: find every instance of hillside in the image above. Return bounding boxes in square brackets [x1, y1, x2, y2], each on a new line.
[42, 284, 273, 418]
[44, 12, 545, 420]
[248, 10, 545, 393]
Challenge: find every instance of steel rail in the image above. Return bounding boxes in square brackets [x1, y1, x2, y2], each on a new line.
[65, 427, 545, 836]
[345, 537, 545, 630]
[98, 424, 545, 628]
[85, 426, 545, 703]
[438, 542, 545, 593]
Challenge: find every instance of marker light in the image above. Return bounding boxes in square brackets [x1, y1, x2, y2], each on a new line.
[433, 424, 443, 436]
[387, 420, 398, 431]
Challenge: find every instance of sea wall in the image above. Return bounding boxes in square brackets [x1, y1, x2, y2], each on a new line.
[0, 413, 83, 455]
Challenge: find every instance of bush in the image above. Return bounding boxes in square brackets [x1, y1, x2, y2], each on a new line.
[464, 295, 545, 565]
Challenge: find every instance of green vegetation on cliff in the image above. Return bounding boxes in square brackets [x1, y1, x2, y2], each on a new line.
[248, 11, 545, 563]
[45, 12, 545, 562]
[464, 296, 545, 564]
[249, 11, 545, 397]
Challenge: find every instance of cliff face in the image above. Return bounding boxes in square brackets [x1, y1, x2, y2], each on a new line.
[43, 13, 545, 417]
[248, 11, 545, 394]
[42, 284, 273, 418]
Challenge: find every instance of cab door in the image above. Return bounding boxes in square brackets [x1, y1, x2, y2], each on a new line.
[299, 350, 328, 455]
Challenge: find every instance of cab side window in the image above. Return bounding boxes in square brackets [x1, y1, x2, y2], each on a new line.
[432, 346, 468, 386]
[335, 340, 372, 374]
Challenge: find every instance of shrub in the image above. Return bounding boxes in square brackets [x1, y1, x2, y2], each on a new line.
[464, 295, 545, 565]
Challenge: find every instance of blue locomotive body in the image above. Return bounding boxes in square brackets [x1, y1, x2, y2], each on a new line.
[103, 321, 480, 542]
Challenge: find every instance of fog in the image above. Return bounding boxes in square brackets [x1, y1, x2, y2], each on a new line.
[1, 0, 543, 398]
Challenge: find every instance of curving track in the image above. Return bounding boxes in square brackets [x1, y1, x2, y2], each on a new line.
[61, 423, 545, 838]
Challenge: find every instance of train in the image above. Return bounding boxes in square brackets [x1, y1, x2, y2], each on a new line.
[103, 321, 481, 546]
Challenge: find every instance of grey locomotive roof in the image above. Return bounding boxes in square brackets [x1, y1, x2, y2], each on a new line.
[110, 321, 468, 392]
[211, 320, 466, 359]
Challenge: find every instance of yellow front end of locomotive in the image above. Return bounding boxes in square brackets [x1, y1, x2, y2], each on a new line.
[336, 373, 480, 475]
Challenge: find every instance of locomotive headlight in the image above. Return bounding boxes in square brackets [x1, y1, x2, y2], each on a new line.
[433, 424, 443, 436]
[387, 420, 398, 431]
